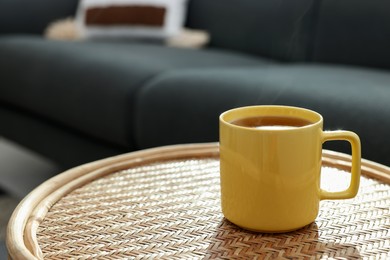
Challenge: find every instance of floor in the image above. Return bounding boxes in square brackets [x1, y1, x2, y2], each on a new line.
[0, 137, 60, 258]
[0, 195, 19, 259]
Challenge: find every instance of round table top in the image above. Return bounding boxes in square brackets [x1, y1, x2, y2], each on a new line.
[6, 143, 390, 259]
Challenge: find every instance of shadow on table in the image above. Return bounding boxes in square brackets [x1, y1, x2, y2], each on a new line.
[205, 219, 361, 259]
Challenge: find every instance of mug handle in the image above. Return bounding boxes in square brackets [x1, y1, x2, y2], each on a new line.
[320, 130, 361, 200]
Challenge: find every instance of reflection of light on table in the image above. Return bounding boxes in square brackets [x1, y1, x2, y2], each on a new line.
[321, 167, 351, 192]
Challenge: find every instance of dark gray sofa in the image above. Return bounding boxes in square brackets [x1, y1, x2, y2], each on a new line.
[1, 0, 389, 172]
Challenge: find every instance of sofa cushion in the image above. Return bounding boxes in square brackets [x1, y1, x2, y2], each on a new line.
[135, 64, 390, 166]
[0, 36, 270, 149]
[312, 0, 390, 69]
[186, 0, 316, 61]
[76, 0, 188, 39]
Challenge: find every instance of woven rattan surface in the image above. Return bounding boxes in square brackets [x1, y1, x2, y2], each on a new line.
[7, 144, 390, 259]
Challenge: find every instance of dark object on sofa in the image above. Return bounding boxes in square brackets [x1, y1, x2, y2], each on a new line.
[1, 0, 389, 178]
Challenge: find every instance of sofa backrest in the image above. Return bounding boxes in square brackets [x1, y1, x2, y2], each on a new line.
[311, 0, 390, 69]
[186, 0, 317, 62]
[0, 0, 79, 35]
[187, 0, 390, 69]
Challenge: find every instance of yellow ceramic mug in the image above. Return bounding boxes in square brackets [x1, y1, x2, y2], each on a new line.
[219, 105, 361, 232]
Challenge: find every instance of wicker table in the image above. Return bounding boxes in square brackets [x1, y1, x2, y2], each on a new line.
[7, 143, 390, 259]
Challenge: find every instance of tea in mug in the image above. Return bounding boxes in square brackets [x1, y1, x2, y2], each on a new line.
[231, 116, 312, 130]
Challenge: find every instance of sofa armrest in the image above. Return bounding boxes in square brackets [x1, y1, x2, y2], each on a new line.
[0, 0, 79, 35]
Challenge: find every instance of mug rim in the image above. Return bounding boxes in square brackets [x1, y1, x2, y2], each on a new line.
[219, 105, 323, 131]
